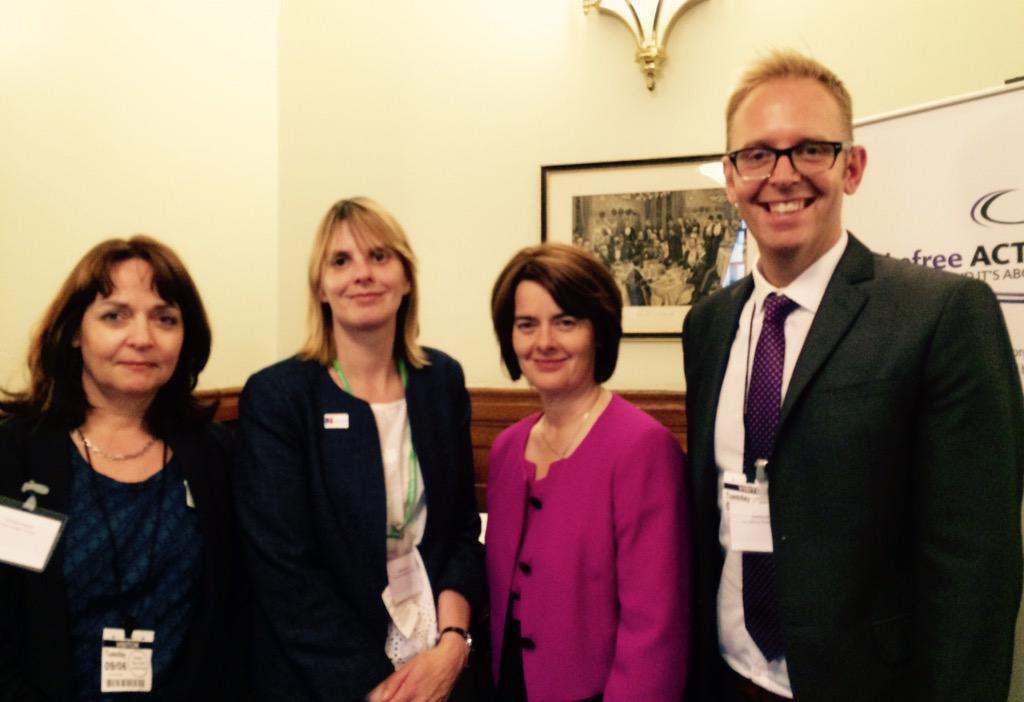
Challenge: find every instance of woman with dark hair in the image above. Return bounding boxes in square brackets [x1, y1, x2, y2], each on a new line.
[234, 197, 483, 701]
[0, 236, 244, 701]
[487, 243, 691, 701]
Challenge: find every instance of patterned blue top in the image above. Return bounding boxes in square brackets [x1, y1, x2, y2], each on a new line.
[64, 448, 203, 701]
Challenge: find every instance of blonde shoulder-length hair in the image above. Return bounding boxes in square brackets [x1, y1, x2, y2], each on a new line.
[297, 197, 427, 368]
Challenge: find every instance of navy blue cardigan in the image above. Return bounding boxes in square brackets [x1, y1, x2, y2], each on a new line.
[0, 415, 245, 701]
[234, 349, 484, 702]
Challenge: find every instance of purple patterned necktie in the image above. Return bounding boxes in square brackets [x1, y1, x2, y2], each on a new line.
[742, 292, 797, 662]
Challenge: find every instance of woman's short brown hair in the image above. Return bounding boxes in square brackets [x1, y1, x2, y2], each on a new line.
[491, 243, 622, 383]
[297, 197, 426, 368]
[1, 235, 212, 432]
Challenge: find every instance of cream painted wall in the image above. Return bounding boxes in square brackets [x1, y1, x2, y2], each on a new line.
[0, 1, 278, 392]
[4, 0, 1019, 392]
[279, 6, 1022, 694]
[277, 0, 1024, 392]
[1, 1, 1021, 696]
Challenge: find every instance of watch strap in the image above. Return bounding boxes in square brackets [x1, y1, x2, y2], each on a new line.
[436, 626, 472, 649]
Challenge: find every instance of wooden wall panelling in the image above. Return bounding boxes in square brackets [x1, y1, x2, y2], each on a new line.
[198, 386, 688, 513]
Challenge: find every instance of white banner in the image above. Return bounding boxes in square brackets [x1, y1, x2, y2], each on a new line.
[845, 82, 1024, 384]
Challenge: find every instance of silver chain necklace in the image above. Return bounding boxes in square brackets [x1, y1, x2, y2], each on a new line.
[77, 430, 158, 461]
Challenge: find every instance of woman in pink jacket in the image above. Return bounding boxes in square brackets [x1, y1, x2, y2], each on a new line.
[486, 243, 691, 701]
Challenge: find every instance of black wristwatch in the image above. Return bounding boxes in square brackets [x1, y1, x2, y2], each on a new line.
[436, 626, 473, 653]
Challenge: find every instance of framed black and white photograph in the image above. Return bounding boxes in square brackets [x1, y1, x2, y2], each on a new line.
[542, 154, 747, 337]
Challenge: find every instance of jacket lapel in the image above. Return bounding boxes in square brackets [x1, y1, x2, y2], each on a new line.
[169, 429, 205, 523]
[312, 363, 389, 597]
[24, 421, 75, 699]
[693, 277, 753, 469]
[779, 234, 874, 426]
[26, 421, 73, 513]
[167, 428, 229, 595]
[404, 367, 438, 526]
[687, 277, 753, 542]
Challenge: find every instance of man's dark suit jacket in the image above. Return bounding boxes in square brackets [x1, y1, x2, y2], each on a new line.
[0, 415, 246, 701]
[234, 349, 484, 702]
[682, 234, 1023, 702]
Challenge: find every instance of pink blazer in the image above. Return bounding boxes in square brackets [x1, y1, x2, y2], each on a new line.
[485, 395, 691, 701]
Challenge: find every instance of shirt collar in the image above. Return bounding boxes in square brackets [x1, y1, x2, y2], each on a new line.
[751, 230, 849, 314]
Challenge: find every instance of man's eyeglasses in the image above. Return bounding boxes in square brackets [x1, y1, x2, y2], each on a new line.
[727, 140, 852, 181]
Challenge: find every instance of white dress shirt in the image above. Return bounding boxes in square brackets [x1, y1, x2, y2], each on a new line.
[713, 231, 849, 698]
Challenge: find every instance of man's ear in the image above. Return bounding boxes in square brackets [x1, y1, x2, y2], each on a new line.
[723, 154, 738, 205]
[843, 145, 868, 195]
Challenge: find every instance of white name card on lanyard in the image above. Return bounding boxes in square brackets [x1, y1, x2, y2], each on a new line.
[382, 548, 426, 638]
[722, 470, 774, 553]
[101, 627, 155, 693]
[0, 494, 66, 572]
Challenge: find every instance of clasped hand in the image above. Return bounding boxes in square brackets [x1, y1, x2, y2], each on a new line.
[366, 635, 468, 702]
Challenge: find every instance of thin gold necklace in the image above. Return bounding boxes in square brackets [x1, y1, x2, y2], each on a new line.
[538, 388, 604, 459]
[78, 430, 158, 462]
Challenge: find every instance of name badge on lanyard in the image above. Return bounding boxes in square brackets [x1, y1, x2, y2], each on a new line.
[0, 492, 66, 572]
[101, 627, 155, 693]
[386, 549, 422, 604]
[382, 548, 427, 638]
[722, 469, 774, 553]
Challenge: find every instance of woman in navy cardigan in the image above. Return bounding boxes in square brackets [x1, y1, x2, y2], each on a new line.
[0, 236, 245, 701]
[235, 197, 483, 701]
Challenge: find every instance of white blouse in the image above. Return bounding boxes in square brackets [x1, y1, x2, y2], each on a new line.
[370, 398, 435, 668]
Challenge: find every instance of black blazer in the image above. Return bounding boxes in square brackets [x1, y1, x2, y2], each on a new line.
[682, 235, 1024, 702]
[0, 415, 245, 701]
[234, 349, 484, 702]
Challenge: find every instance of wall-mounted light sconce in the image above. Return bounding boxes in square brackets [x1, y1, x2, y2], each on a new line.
[583, 0, 709, 91]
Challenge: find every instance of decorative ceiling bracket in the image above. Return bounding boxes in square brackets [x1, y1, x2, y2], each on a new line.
[583, 0, 709, 91]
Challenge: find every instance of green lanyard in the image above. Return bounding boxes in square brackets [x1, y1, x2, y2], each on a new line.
[332, 358, 419, 540]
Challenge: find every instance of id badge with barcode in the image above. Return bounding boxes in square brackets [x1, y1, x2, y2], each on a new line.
[101, 627, 155, 693]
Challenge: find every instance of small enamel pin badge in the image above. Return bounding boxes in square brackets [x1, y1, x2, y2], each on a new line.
[323, 413, 349, 430]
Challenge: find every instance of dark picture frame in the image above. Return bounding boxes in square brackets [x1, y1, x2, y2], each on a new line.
[541, 154, 747, 337]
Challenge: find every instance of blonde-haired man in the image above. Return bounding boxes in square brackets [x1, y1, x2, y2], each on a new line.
[683, 50, 1022, 701]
